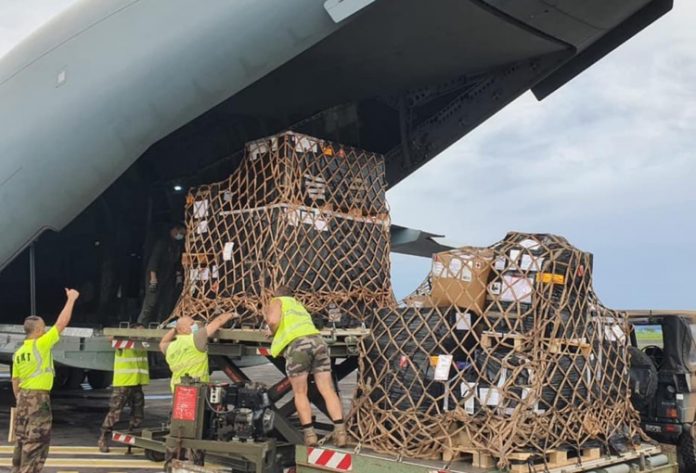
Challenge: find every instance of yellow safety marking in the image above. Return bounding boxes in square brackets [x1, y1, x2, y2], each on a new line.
[0, 446, 143, 455]
[0, 459, 162, 469]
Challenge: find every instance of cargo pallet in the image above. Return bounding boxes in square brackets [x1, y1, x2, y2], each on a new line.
[105, 325, 368, 473]
[480, 331, 591, 356]
[295, 443, 675, 473]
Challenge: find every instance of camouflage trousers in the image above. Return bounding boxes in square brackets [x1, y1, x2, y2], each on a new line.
[100, 386, 145, 437]
[12, 390, 52, 473]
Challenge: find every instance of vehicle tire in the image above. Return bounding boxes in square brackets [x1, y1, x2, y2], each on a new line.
[628, 346, 658, 410]
[145, 449, 165, 462]
[677, 428, 696, 473]
[87, 370, 113, 390]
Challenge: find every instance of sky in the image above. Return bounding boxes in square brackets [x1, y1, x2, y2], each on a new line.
[1, 1, 694, 310]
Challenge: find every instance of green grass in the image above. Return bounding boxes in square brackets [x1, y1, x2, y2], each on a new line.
[635, 330, 663, 349]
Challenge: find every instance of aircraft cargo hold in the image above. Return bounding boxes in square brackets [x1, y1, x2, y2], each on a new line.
[169, 131, 394, 327]
[348, 233, 640, 470]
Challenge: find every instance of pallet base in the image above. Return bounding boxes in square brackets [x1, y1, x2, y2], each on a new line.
[443, 447, 602, 472]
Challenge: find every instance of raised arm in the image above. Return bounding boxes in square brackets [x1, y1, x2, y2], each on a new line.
[159, 327, 177, 354]
[55, 289, 80, 333]
[264, 299, 282, 335]
[205, 312, 235, 337]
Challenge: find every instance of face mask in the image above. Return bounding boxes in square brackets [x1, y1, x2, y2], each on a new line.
[174, 233, 184, 241]
[191, 324, 199, 334]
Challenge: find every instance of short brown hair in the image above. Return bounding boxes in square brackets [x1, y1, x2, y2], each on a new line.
[24, 316, 43, 335]
[274, 285, 292, 297]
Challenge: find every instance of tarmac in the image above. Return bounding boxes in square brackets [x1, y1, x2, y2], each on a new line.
[0, 363, 357, 473]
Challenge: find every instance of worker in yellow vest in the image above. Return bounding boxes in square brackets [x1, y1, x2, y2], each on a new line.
[159, 312, 235, 391]
[98, 324, 150, 453]
[11, 288, 80, 473]
[159, 312, 235, 469]
[264, 286, 346, 447]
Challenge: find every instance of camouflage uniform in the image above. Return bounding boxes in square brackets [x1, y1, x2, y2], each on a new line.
[164, 445, 205, 472]
[100, 386, 145, 436]
[284, 335, 331, 377]
[12, 390, 52, 473]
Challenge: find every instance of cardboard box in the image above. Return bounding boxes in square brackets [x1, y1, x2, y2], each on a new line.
[430, 248, 493, 312]
[403, 294, 433, 308]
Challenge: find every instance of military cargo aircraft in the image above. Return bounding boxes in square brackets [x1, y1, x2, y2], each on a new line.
[0, 0, 673, 385]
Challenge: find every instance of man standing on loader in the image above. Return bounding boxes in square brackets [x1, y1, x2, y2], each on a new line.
[98, 324, 150, 453]
[264, 286, 347, 447]
[137, 222, 186, 326]
[11, 288, 80, 473]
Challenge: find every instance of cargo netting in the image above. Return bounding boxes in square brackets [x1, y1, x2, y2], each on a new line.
[347, 233, 642, 467]
[169, 131, 394, 326]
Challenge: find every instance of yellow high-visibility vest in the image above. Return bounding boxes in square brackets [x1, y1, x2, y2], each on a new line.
[12, 326, 60, 391]
[165, 334, 208, 391]
[270, 297, 320, 357]
[113, 348, 150, 387]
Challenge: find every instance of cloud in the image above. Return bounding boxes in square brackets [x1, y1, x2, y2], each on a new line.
[0, 0, 78, 59]
[389, 3, 696, 308]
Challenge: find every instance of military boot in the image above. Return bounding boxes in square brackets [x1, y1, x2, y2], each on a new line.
[303, 427, 319, 447]
[333, 423, 347, 448]
[98, 432, 109, 453]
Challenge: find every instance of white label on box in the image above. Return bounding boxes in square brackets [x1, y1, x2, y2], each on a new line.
[521, 388, 531, 400]
[211, 265, 219, 279]
[451, 259, 473, 281]
[479, 387, 501, 406]
[432, 261, 446, 277]
[465, 395, 476, 414]
[500, 275, 533, 303]
[296, 136, 318, 153]
[199, 267, 210, 281]
[503, 407, 516, 416]
[449, 257, 462, 275]
[314, 217, 328, 232]
[197, 220, 209, 234]
[249, 143, 268, 160]
[189, 268, 200, 282]
[462, 382, 477, 414]
[488, 281, 502, 295]
[223, 191, 232, 202]
[520, 254, 545, 271]
[677, 394, 685, 400]
[304, 174, 327, 201]
[533, 402, 546, 414]
[455, 311, 472, 331]
[222, 242, 234, 261]
[193, 200, 209, 218]
[461, 381, 475, 398]
[494, 256, 507, 271]
[509, 249, 521, 264]
[497, 369, 508, 388]
[434, 355, 453, 381]
[519, 238, 541, 250]
[604, 324, 626, 342]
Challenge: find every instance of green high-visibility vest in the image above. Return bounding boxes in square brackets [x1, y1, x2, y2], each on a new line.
[12, 326, 60, 391]
[270, 297, 320, 357]
[113, 348, 150, 387]
[165, 334, 208, 391]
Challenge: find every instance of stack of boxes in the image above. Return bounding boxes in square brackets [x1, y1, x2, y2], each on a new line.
[349, 232, 637, 464]
[171, 131, 394, 326]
